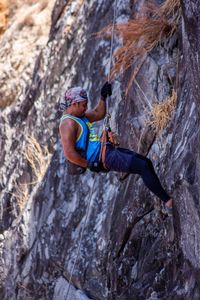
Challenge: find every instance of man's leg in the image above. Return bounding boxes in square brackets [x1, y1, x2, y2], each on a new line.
[130, 153, 171, 204]
[105, 146, 172, 205]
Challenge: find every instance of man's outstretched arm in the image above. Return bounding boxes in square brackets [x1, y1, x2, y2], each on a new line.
[85, 82, 112, 123]
[85, 99, 106, 122]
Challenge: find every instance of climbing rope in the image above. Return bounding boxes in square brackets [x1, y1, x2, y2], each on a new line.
[107, 0, 118, 114]
[66, 2, 118, 299]
[134, 79, 152, 109]
[108, 0, 118, 83]
[99, 0, 118, 161]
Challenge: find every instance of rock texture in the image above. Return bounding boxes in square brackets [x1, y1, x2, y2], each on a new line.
[0, 0, 54, 108]
[0, 0, 200, 299]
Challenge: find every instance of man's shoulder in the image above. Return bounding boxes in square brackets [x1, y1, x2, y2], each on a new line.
[59, 117, 79, 134]
[60, 116, 78, 126]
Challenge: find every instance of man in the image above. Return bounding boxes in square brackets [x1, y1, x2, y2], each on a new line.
[59, 83, 173, 215]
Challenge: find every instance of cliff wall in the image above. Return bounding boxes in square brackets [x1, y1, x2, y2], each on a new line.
[0, 0, 200, 299]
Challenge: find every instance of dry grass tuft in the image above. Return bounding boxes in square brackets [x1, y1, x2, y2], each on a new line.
[12, 181, 29, 211]
[158, 0, 181, 17]
[148, 89, 177, 133]
[98, 0, 181, 81]
[112, 17, 175, 78]
[24, 135, 51, 182]
[10, 135, 51, 212]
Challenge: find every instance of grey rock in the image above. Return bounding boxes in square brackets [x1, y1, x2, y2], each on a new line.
[0, 0, 200, 300]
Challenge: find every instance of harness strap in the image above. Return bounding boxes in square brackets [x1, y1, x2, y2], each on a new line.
[100, 130, 108, 169]
[100, 128, 117, 170]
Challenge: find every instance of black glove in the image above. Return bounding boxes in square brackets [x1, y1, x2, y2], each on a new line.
[101, 82, 112, 101]
[87, 161, 102, 172]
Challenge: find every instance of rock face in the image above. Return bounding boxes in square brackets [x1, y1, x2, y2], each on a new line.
[0, 0, 200, 299]
[0, 0, 54, 108]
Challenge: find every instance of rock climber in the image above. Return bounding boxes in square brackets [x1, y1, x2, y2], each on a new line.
[59, 83, 173, 215]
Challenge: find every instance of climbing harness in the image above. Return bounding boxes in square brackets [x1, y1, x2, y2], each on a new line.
[66, 1, 118, 298]
[99, 113, 119, 169]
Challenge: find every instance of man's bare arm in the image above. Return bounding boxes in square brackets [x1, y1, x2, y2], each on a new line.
[59, 120, 88, 168]
[85, 99, 106, 123]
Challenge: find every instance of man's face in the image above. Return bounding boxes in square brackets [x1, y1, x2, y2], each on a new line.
[73, 101, 88, 117]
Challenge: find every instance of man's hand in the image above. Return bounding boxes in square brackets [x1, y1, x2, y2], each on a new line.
[101, 82, 112, 101]
[87, 161, 103, 172]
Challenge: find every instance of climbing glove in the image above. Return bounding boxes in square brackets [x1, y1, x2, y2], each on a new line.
[87, 161, 103, 173]
[101, 81, 112, 101]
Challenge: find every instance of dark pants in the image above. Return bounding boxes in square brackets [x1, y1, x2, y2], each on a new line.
[104, 145, 170, 203]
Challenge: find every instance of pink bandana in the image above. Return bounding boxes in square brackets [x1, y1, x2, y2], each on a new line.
[60, 87, 88, 111]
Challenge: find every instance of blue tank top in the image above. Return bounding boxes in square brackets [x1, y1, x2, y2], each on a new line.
[60, 114, 101, 162]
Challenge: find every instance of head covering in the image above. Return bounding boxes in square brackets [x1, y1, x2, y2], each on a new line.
[60, 86, 88, 111]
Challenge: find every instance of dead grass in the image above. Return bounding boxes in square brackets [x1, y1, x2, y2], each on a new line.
[12, 181, 29, 211]
[112, 17, 175, 78]
[10, 135, 51, 212]
[147, 89, 177, 133]
[98, 0, 181, 81]
[24, 135, 51, 182]
[158, 0, 181, 17]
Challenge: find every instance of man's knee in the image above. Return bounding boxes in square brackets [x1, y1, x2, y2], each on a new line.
[145, 158, 154, 171]
[129, 154, 149, 174]
[141, 157, 153, 172]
